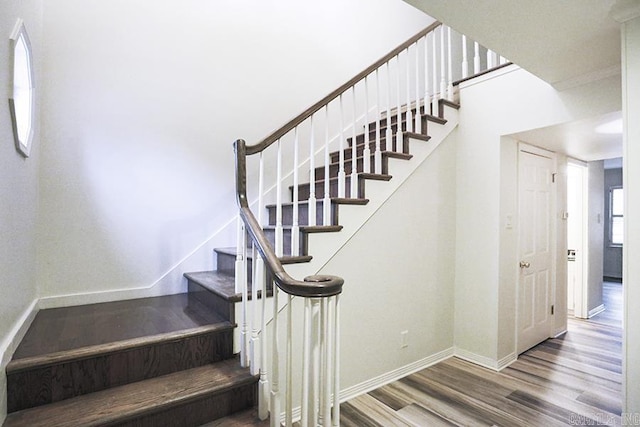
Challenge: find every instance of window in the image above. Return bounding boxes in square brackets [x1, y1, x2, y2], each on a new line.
[9, 19, 35, 157]
[610, 186, 623, 246]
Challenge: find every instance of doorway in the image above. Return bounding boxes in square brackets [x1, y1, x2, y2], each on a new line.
[567, 160, 588, 318]
[517, 143, 556, 354]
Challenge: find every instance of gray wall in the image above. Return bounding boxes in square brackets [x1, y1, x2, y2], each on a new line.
[604, 167, 623, 280]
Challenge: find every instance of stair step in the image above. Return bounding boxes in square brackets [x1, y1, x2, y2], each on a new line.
[350, 109, 447, 145]
[6, 294, 233, 413]
[331, 136, 408, 162]
[186, 270, 244, 323]
[4, 360, 258, 427]
[215, 247, 312, 277]
[266, 197, 369, 227]
[292, 173, 392, 201]
[262, 225, 343, 256]
[316, 150, 412, 181]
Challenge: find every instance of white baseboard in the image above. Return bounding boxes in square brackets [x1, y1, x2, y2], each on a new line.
[588, 304, 605, 318]
[339, 347, 455, 403]
[1, 299, 39, 368]
[454, 347, 516, 372]
[496, 352, 517, 371]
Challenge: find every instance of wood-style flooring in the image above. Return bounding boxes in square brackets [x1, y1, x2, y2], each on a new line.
[341, 282, 623, 426]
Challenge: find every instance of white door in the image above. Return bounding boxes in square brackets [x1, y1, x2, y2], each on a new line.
[518, 144, 555, 354]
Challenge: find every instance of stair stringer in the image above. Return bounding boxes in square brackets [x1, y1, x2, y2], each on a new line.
[282, 105, 459, 281]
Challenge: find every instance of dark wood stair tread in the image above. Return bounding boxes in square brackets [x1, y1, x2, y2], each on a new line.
[185, 270, 240, 302]
[262, 225, 343, 233]
[214, 247, 313, 264]
[3, 360, 257, 427]
[293, 173, 392, 188]
[7, 321, 233, 375]
[266, 197, 369, 210]
[11, 293, 228, 362]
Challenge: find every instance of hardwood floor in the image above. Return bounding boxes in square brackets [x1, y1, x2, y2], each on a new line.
[341, 282, 623, 426]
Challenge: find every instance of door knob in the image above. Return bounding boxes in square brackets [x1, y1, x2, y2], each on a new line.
[519, 261, 531, 268]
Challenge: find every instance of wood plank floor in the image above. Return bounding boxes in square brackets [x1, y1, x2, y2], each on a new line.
[341, 282, 623, 426]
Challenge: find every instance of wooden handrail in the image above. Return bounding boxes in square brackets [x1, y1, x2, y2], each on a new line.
[245, 21, 442, 156]
[234, 139, 344, 298]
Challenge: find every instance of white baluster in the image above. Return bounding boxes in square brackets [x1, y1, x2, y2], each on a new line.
[424, 34, 430, 125]
[439, 26, 446, 103]
[405, 48, 413, 134]
[431, 30, 438, 116]
[487, 49, 495, 69]
[318, 298, 327, 426]
[447, 26, 454, 101]
[331, 296, 341, 427]
[311, 300, 321, 425]
[323, 106, 331, 225]
[322, 298, 333, 426]
[236, 219, 249, 367]
[292, 127, 300, 257]
[363, 76, 371, 174]
[415, 40, 422, 134]
[257, 153, 269, 420]
[300, 298, 312, 427]
[385, 61, 392, 154]
[338, 94, 346, 198]
[350, 86, 358, 198]
[249, 151, 262, 377]
[270, 287, 280, 427]
[275, 139, 283, 257]
[308, 115, 317, 227]
[461, 34, 469, 79]
[375, 68, 382, 174]
[285, 295, 293, 427]
[474, 41, 480, 74]
[250, 244, 260, 376]
[395, 54, 402, 152]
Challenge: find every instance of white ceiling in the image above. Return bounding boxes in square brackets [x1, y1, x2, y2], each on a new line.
[510, 111, 622, 162]
[403, 0, 624, 163]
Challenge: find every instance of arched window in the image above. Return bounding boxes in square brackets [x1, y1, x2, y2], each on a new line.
[9, 19, 35, 157]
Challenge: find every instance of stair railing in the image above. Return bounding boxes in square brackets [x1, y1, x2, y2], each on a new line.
[233, 21, 508, 427]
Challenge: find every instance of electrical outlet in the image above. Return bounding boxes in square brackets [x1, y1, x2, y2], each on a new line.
[400, 330, 409, 348]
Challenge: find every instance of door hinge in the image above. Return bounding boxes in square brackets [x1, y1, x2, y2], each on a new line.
[552, 173, 557, 183]
[551, 305, 555, 315]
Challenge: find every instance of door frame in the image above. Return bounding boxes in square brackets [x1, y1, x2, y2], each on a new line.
[567, 158, 589, 319]
[515, 142, 558, 354]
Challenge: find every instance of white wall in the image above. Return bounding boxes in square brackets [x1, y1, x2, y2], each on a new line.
[455, 65, 621, 364]
[587, 161, 604, 314]
[0, 1, 43, 423]
[318, 131, 457, 395]
[618, 7, 640, 414]
[37, 0, 433, 304]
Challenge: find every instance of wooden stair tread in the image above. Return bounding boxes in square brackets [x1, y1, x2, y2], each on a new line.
[11, 293, 227, 362]
[292, 173, 392, 188]
[214, 247, 312, 264]
[184, 271, 240, 302]
[7, 321, 233, 374]
[424, 114, 447, 125]
[265, 198, 369, 209]
[4, 360, 257, 427]
[262, 225, 343, 233]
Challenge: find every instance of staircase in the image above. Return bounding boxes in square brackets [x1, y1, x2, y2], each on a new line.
[2, 291, 261, 427]
[2, 97, 458, 427]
